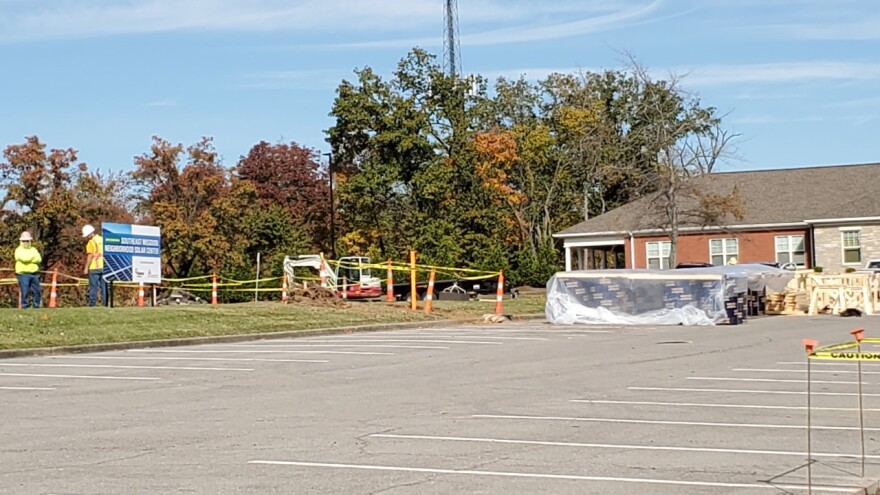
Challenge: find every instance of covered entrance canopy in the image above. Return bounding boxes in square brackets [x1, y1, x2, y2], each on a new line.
[563, 237, 627, 271]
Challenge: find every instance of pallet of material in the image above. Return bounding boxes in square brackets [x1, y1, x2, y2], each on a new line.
[764, 291, 802, 315]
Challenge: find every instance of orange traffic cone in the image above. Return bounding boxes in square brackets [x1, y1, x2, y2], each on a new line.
[138, 282, 145, 307]
[49, 269, 58, 308]
[341, 276, 348, 300]
[211, 274, 218, 305]
[281, 276, 289, 303]
[494, 270, 504, 315]
[319, 257, 327, 287]
[424, 268, 435, 314]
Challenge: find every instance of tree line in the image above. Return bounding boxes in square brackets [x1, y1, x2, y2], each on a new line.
[1, 49, 737, 304]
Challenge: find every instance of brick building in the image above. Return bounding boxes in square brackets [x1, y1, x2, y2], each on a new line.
[554, 163, 880, 272]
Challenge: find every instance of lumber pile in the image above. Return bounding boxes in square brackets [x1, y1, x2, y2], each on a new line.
[764, 291, 800, 314]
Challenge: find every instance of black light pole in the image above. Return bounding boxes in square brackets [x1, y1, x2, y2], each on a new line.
[323, 152, 335, 259]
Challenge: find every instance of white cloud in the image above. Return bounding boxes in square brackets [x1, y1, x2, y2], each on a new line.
[728, 114, 824, 125]
[679, 62, 880, 86]
[331, 1, 675, 49]
[763, 18, 880, 40]
[0, 0, 662, 44]
[239, 69, 346, 90]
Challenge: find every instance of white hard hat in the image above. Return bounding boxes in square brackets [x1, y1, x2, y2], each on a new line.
[19, 231, 33, 241]
[82, 224, 95, 238]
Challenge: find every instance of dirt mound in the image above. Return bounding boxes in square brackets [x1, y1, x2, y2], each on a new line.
[288, 286, 350, 308]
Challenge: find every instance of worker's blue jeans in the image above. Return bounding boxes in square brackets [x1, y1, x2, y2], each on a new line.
[88, 270, 107, 307]
[16, 273, 41, 309]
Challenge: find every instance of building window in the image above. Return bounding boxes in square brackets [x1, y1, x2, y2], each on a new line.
[775, 235, 806, 267]
[710, 238, 739, 266]
[842, 230, 861, 264]
[646, 241, 671, 269]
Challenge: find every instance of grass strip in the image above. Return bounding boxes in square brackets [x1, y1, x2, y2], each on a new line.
[0, 293, 546, 350]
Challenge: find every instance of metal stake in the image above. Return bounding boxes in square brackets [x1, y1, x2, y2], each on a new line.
[807, 354, 812, 495]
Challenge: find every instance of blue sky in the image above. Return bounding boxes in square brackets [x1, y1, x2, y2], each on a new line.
[1, 0, 877, 173]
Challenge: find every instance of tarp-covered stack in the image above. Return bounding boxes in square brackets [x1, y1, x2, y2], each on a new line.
[545, 264, 794, 326]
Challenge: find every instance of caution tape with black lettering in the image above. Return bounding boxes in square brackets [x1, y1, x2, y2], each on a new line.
[810, 352, 880, 361]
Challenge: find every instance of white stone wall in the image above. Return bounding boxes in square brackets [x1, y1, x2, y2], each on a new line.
[813, 224, 880, 272]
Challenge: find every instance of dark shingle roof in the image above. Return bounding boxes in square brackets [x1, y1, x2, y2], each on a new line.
[556, 162, 880, 236]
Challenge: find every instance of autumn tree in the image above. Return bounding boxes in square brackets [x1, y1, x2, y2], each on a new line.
[131, 136, 256, 278]
[1, 136, 85, 268]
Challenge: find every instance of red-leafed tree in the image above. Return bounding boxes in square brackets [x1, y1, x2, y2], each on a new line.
[236, 141, 329, 252]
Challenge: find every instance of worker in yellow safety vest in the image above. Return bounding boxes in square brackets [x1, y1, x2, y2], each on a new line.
[14, 231, 42, 309]
[82, 224, 106, 307]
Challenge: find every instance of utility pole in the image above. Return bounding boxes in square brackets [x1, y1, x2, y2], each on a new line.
[323, 152, 336, 259]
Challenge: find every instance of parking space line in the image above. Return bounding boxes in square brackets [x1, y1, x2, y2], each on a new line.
[252, 339, 502, 345]
[688, 377, 864, 385]
[629, 386, 880, 397]
[51, 356, 329, 363]
[214, 344, 449, 350]
[570, 399, 880, 412]
[378, 333, 549, 341]
[778, 362, 861, 367]
[472, 414, 878, 431]
[1, 363, 253, 372]
[736, 368, 880, 375]
[407, 328, 613, 334]
[246, 460, 857, 492]
[0, 372, 159, 381]
[125, 349, 394, 356]
[370, 433, 880, 460]
[0, 386, 55, 390]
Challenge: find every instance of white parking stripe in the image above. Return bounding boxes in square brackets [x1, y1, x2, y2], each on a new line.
[778, 362, 861, 367]
[51, 356, 329, 363]
[375, 334, 548, 341]
[253, 339, 502, 345]
[371, 433, 879, 460]
[247, 460, 857, 492]
[736, 368, 880, 375]
[472, 414, 878, 431]
[688, 376, 864, 385]
[1, 363, 253, 372]
[0, 386, 55, 390]
[405, 328, 613, 334]
[629, 386, 880, 397]
[0, 373, 159, 381]
[215, 344, 449, 350]
[126, 349, 394, 356]
[570, 399, 880, 412]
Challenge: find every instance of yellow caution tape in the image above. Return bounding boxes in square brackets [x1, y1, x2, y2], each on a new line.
[813, 341, 860, 353]
[161, 275, 216, 282]
[179, 287, 285, 293]
[811, 351, 880, 361]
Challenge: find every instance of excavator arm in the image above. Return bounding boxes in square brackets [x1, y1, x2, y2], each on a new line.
[283, 255, 336, 288]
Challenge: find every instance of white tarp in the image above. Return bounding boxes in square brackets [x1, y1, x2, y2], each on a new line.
[545, 264, 794, 326]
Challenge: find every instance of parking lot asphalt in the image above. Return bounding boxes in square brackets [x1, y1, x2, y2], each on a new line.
[2, 315, 880, 494]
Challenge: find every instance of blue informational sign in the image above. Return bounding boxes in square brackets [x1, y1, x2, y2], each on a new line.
[102, 223, 162, 284]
